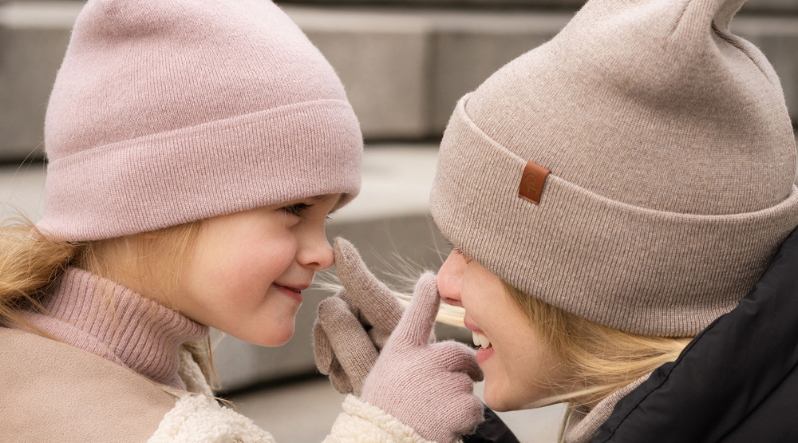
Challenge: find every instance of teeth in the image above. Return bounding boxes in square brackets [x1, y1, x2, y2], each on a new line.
[471, 331, 492, 349]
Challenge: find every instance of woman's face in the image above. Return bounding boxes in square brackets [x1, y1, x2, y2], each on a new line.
[175, 194, 341, 347]
[438, 248, 569, 411]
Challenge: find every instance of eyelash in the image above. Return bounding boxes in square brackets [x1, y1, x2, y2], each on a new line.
[445, 239, 471, 263]
[283, 203, 311, 218]
[282, 203, 333, 221]
[444, 239, 461, 253]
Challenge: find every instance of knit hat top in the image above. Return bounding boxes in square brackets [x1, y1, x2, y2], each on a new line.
[39, 0, 362, 241]
[431, 0, 798, 336]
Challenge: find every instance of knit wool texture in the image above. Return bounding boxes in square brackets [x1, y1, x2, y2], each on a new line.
[360, 274, 484, 443]
[39, 0, 362, 241]
[430, 0, 798, 336]
[18, 267, 208, 390]
[314, 238, 405, 396]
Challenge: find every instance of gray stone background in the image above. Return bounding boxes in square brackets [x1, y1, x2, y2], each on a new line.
[1, 0, 796, 441]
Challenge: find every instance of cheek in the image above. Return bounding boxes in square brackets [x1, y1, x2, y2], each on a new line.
[200, 232, 297, 299]
[482, 330, 531, 410]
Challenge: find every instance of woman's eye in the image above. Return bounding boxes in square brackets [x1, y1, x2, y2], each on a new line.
[446, 242, 471, 263]
[444, 239, 460, 254]
[282, 203, 311, 218]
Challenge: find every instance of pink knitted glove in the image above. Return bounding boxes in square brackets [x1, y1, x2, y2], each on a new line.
[313, 238, 405, 396]
[360, 273, 484, 443]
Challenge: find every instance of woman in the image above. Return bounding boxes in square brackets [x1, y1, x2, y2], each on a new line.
[314, 0, 798, 440]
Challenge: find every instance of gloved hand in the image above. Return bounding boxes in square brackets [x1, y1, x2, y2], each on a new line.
[360, 273, 484, 443]
[313, 238, 405, 396]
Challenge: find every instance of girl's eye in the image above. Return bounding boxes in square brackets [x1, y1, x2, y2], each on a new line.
[282, 203, 312, 218]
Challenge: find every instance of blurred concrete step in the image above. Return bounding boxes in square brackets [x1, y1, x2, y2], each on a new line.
[290, 8, 571, 139]
[0, 1, 79, 162]
[745, 0, 798, 13]
[3, 2, 798, 162]
[296, 7, 798, 135]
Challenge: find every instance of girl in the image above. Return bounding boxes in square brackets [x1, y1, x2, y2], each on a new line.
[315, 0, 798, 441]
[0, 0, 483, 441]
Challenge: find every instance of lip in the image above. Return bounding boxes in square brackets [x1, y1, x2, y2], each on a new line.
[476, 346, 495, 365]
[465, 317, 494, 364]
[463, 318, 484, 333]
[273, 283, 306, 303]
[277, 282, 310, 291]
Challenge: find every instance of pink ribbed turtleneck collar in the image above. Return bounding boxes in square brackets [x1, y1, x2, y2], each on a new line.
[18, 267, 209, 390]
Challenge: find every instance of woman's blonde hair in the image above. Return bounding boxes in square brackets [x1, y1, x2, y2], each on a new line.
[0, 215, 218, 388]
[504, 284, 691, 440]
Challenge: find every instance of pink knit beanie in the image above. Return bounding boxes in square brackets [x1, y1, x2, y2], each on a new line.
[431, 0, 798, 336]
[38, 0, 362, 241]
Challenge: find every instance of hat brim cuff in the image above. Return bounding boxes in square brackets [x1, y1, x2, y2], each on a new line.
[38, 99, 362, 241]
[431, 95, 798, 336]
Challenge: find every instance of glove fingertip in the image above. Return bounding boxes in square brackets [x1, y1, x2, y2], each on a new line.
[333, 237, 359, 267]
[330, 370, 354, 395]
[396, 272, 440, 345]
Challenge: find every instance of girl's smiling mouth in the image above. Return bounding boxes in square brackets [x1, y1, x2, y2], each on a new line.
[273, 283, 308, 303]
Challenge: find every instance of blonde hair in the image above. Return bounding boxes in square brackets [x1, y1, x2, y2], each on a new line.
[504, 284, 691, 439]
[0, 215, 218, 388]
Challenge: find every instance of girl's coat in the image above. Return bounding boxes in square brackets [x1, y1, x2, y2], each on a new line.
[0, 273, 436, 443]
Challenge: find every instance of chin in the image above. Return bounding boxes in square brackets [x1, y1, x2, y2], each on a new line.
[235, 320, 296, 347]
[261, 323, 295, 347]
[483, 383, 519, 412]
[485, 397, 513, 413]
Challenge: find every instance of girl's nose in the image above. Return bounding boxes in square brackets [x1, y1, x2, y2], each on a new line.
[438, 249, 466, 307]
[297, 232, 334, 271]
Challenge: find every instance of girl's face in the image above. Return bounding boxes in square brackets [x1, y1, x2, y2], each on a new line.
[176, 194, 341, 347]
[438, 248, 568, 411]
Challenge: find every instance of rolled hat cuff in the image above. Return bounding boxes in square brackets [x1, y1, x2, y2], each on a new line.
[430, 95, 798, 336]
[38, 99, 362, 241]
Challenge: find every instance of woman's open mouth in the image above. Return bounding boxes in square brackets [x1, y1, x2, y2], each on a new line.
[472, 330, 495, 364]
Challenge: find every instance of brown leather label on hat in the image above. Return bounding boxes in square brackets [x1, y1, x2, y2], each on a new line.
[518, 161, 550, 205]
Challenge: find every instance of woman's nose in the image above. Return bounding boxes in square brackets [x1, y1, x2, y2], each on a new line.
[438, 249, 465, 307]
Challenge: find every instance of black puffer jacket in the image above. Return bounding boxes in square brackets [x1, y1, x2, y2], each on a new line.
[463, 406, 521, 443]
[593, 226, 798, 442]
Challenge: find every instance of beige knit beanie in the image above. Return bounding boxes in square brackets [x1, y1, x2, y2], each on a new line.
[430, 0, 798, 336]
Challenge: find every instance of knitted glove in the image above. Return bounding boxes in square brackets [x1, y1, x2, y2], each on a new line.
[360, 273, 484, 443]
[313, 237, 405, 396]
